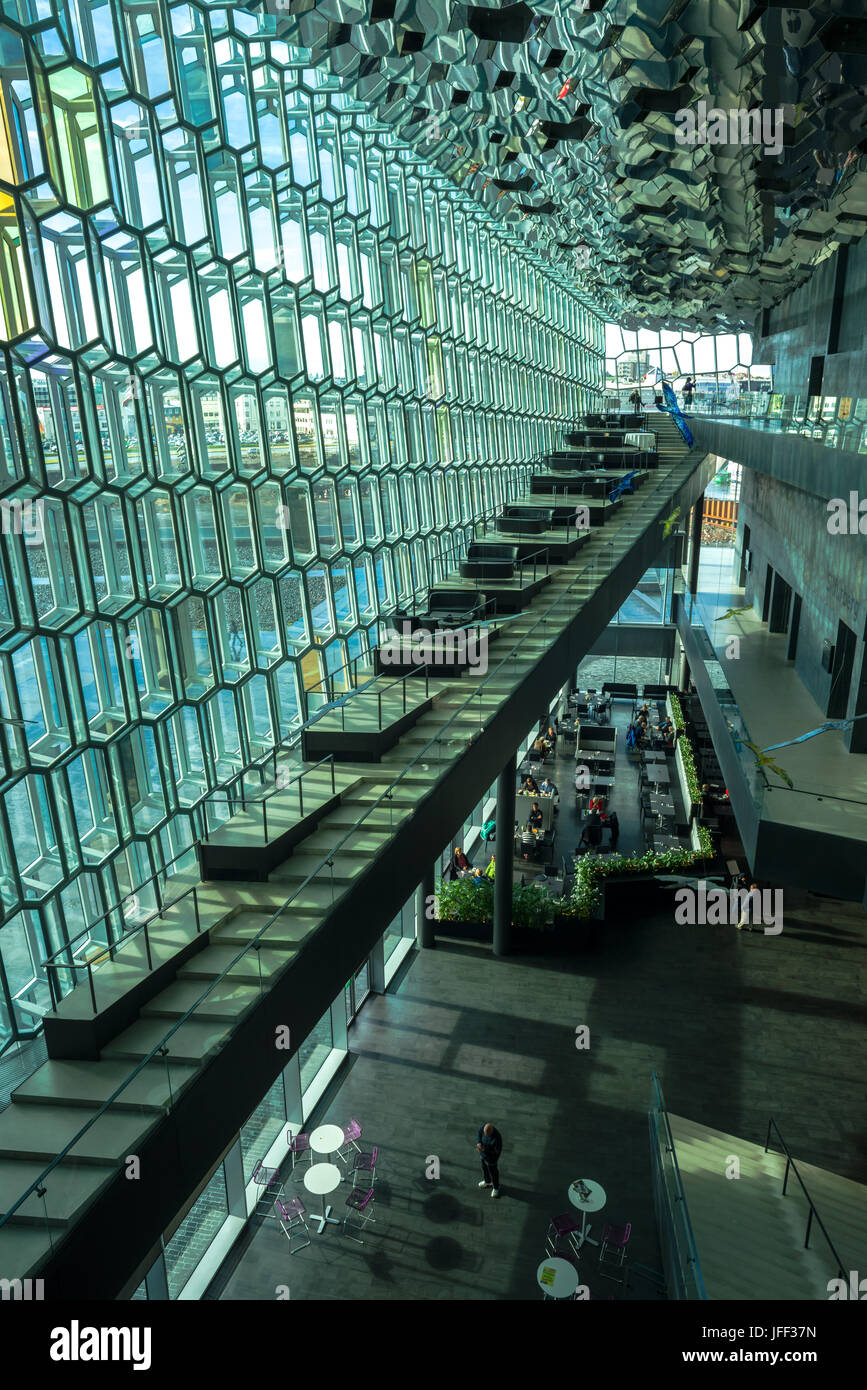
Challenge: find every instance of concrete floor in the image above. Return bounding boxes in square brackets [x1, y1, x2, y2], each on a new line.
[209, 866, 866, 1301]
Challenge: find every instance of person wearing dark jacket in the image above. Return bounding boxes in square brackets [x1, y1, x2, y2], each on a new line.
[608, 811, 620, 850]
[477, 1122, 502, 1197]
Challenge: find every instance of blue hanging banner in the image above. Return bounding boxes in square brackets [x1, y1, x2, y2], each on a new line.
[656, 381, 694, 447]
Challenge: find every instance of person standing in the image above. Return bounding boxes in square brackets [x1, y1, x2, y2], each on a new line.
[608, 811, 620, 850]
[682, 376, 694, 407]
[477, 1122, 502, 1197]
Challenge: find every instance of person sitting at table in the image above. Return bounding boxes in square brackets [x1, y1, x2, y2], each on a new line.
[589, 795, 606, 815]
[471, 867, 488, 887]
[527, 801, 544, 831]
[546, 724, 557, 749]
[580, 811, 603, 851]
[532, 735, 550, 758]
[658, 716, 674, 745]
[522, 773, 540, 795]
[485, 853, 496, 880]
[452, 846, 472, 876]
[539, 775, 558, 798]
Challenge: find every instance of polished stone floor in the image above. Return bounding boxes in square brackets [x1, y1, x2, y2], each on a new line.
[209, 869, 867, 1301]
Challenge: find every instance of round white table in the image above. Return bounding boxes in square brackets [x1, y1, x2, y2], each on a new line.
[536, 1257, 580, 1300]
[303, 1162, 342, 1232]
[309, 1123, 346, 1162]
[567, 1178, 606, 1248]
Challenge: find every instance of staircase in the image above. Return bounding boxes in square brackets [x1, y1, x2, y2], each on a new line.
[0, 416, 711, 1290]
[669, 1114, 863, 1300]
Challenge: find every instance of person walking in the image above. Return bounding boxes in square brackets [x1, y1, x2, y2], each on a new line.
[477, 1121, 502, 1198]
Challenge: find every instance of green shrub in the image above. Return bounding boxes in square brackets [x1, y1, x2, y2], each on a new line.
[436, 877, 493, 923]
[512, 882, 558, 930]
[562, 846, 703, 920]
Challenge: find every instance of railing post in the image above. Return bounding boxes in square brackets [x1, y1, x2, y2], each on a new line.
[330, 757, 335, 795]
[804, 1206, 814, 1250]
[782, 1156, 790, 1197]
[299, 778, 304, 819]
[143, 922, 153, 972]
[87, 963, 97, 1015]
[263, 800, 268, 843]
[47, 967, 57, 1012]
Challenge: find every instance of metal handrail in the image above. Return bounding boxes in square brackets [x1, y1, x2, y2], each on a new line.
[37, 841, 199, 989]
[200, 754, 338, 842]
[764, 1116, 846, 1279]
[31, 497, 525, 1000]
[0, 437, 689, 1231]
[650, 1072, 707, 1299]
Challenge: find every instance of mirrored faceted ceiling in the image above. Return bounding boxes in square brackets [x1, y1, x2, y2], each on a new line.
[257, 0, 867, 333]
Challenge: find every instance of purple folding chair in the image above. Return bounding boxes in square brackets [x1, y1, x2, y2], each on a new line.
[546, 1212, 582, 1259]
[598, 1221, 631, 1282]
[286, 1127, 312, 1176]
[251, 1160, 283, 1212]
[336, 1117, 363, 1165]
[343, 1186, 375, 1244]
[275, 1196, 311, 1254]
[350, 1144, 378, 1188]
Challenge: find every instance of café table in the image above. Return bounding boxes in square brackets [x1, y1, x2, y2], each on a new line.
[644, 765, 670, 786]
[536, 1256, 581, 1301]
[309, 1123, 346, 1163]
[567, 1178, 607, 1248]
[654, 835, 682, 852]
[303, 1162, 343, 1233]
[643, 750, 666, 763]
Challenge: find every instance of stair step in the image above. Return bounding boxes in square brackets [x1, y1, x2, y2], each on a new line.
[11, 1058, 197, 1112]
[175, 942, 291, 984]
[100, 1015, 234, 1065]
[141, 976, 260, 1020]
[0, 1159, 118, 1230]
[0, 1102, 157, 1168]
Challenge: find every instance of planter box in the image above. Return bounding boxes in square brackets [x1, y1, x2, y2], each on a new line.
[435, 918, 492, 943]
[601, 872, 675, 919]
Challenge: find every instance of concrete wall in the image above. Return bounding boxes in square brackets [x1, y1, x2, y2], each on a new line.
[739, 469, 867, 741]
[754, 239, 867, 397]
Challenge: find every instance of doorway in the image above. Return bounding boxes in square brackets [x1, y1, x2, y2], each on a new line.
[739, 523, 751, 588]
[828, 619, 856, 720]
[770, 573, 792, 634]
[787, 593, 802, 662]
[762, 564, 774, 623]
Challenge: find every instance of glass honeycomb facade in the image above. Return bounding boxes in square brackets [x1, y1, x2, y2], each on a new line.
[0, 1, 604, 1048]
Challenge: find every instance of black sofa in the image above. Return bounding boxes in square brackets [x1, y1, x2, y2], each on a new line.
[496, 507, 555, 535]
[460, 542, 518, 580]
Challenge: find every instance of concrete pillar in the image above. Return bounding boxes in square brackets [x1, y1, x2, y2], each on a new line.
[493, 754, 516, 957]
[417, 863, 437, 949]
